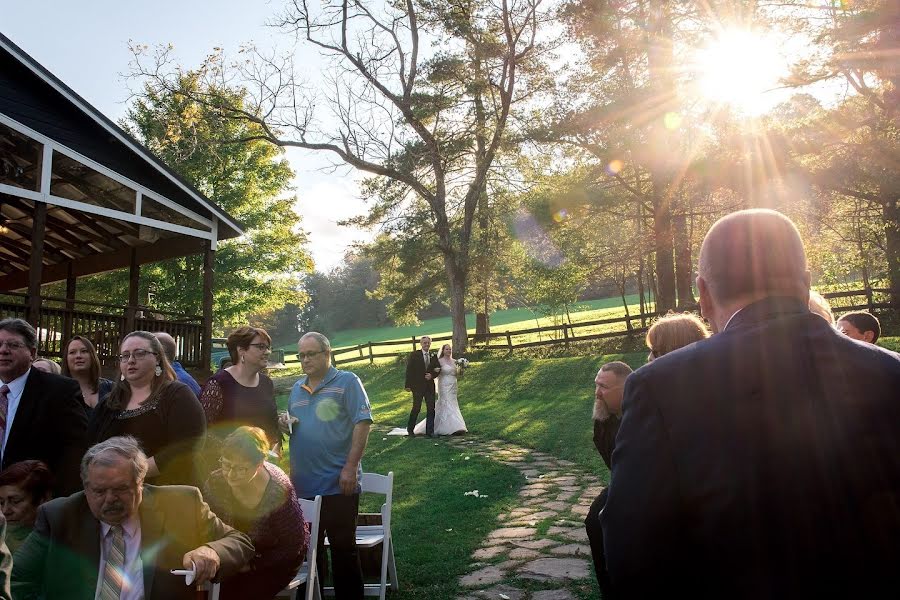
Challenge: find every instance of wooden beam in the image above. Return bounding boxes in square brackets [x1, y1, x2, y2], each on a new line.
[63, 263, 76, 343]
[26, 202, 47, 323]
[201, 240, 214, 375]
[0, 235, 207, 291]
[125, 249, 139, 334]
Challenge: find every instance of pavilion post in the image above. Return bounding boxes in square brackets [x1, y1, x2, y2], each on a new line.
[26, 201, 47, 327]
[124, 249, 139, 334]
[62, 262, 76, 345]
[201, 240, 215, 373]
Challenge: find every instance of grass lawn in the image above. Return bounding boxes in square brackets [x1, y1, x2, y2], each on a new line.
[279, 294, 649, 354]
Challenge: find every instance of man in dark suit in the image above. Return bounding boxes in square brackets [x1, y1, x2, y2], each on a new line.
[601, 209, 900, 598]
[0, 319, 87, 495]
[404, 336, 440, 437]
[12, 436, 254, 600]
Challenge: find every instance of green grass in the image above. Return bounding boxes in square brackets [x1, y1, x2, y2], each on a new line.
[279, 294, 649, 353]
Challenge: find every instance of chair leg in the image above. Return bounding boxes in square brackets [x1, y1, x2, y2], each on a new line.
[379, 541, 389, 600]
[387, 538, 399, 591]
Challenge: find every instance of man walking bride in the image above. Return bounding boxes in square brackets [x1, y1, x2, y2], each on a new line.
[412, 343, 467, 436]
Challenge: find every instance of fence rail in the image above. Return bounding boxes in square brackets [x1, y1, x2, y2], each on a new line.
[322, 286, 896, 367]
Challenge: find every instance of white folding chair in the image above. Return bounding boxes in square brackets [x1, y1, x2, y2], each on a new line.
[208, 495, 322, 600]
[324, 471, 397, 600]
[277, 494, 323, 600]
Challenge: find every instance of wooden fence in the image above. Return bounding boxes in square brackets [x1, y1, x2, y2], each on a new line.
[323, 286, 896, 367]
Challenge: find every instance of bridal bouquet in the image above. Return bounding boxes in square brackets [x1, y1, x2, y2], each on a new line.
[455, 357, 470, 369]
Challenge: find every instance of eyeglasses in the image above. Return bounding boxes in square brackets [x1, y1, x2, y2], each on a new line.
[0, 340, 28, 350]
[248, 343, 271, 352]
[296, 350, 326, 361]
[219, 458, 253, 474]
[118, 349, 158, 362]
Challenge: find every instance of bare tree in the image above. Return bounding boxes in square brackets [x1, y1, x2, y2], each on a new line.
[130, 0, 550, 352]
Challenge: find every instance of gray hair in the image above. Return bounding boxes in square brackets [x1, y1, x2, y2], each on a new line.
[300, 331, 332, 354]
[0, 318, 37, 349]
[600, 361, 633, 380]
[154, 332, 177, 361]
[81, 436, 150, 485]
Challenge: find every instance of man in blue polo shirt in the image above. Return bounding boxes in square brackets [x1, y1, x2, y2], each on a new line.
[281, 331, 372, 599]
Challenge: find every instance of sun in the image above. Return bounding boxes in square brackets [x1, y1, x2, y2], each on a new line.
[691, 28, 789, 114]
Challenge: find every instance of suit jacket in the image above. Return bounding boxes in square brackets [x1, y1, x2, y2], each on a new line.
[11, 485, 254, 600]
[3, 369, 87, 496]
[602, 297, 900, 599]
[404, 350, 440, 395]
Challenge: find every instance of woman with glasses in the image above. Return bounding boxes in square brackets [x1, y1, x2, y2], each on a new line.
[199, 326, 280, 456]
[61, 335, 114, 415]
[203, 426, 308, 600]
[88, 331, 206, 486]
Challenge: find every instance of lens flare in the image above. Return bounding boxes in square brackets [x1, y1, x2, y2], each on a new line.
[607, 159, 624, 175]
[664, 112, 682, 130]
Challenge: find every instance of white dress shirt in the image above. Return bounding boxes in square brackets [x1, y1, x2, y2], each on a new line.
[0, 367, 30, 462]
[96, 515, 144, 600]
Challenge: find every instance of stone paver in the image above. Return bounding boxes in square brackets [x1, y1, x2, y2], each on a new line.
[520, 557, 591, 580]
[549, 543, 591, 556]
[531, 590, 577, 600]
[460, 566, 505, 587]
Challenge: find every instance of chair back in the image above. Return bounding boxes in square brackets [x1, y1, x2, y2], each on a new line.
[360, 471, 393, 539]
[300, 494, 323, 563]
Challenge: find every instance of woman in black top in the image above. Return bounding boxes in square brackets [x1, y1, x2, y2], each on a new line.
[88, 331, 206, 486]
[62, 335, 114, 415]
[199, 326, 280, 454]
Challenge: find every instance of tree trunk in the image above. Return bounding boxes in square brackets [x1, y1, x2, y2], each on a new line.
[883, 194, 900, 307]
[475, 313, 490, 336]
[647, 0, 676, 314]
[673, 212, 694, 309]
[445, 258, 469, 353]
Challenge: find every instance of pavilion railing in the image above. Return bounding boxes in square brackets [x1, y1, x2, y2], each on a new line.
[0, 292, 204, 369]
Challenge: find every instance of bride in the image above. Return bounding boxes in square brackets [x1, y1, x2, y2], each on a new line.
[414, 343, 467, 436]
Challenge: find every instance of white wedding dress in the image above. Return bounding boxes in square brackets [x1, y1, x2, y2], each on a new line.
[413, 359, 468, 435]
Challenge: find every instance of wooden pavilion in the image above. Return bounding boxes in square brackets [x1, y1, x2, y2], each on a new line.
[0, 32, 243, 370]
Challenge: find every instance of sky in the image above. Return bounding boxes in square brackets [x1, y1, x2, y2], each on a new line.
[4, 1, 372, 272]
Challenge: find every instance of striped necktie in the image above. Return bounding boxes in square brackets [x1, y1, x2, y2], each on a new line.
[0, 385, 9, 452]
[99, 525, 126, 600]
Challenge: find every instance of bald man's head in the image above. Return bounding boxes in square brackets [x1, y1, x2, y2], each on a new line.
[698, 209, 809, 304]
[697, 210, 810, 331]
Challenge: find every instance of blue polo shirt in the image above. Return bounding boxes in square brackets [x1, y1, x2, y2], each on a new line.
[288, 366, 373, 497]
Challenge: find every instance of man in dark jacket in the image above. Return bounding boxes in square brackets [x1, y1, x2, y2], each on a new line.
[602, 209, 900, 598]
[0, 318, 86, 495]
[585, 361, 631, 594]
[404, 336, 440, 437]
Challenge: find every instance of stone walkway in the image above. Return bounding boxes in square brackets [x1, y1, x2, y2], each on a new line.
[440, 435, 604, 600]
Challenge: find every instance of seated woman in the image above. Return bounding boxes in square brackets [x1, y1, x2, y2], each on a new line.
[62, 335, 114, 415]
[646, 311, 711, 362]
[203, 426, 308, 600]
[0, 460, 53, 553]
[89, 331, 206, 486]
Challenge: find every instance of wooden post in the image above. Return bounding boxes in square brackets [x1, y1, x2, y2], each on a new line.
[201, 241, 215, 374]
[26, 202, 47, 327]
[563, 324, 570, 348]
[62, 262, 76, 345]
[124, 249, 139, 334]
[411, 336, 418, 351]
[368, 342, 374, 364]
[506, 333, 513, 355]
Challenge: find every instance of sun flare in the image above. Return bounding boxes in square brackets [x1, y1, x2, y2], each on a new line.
[692, 29, 788, 114]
